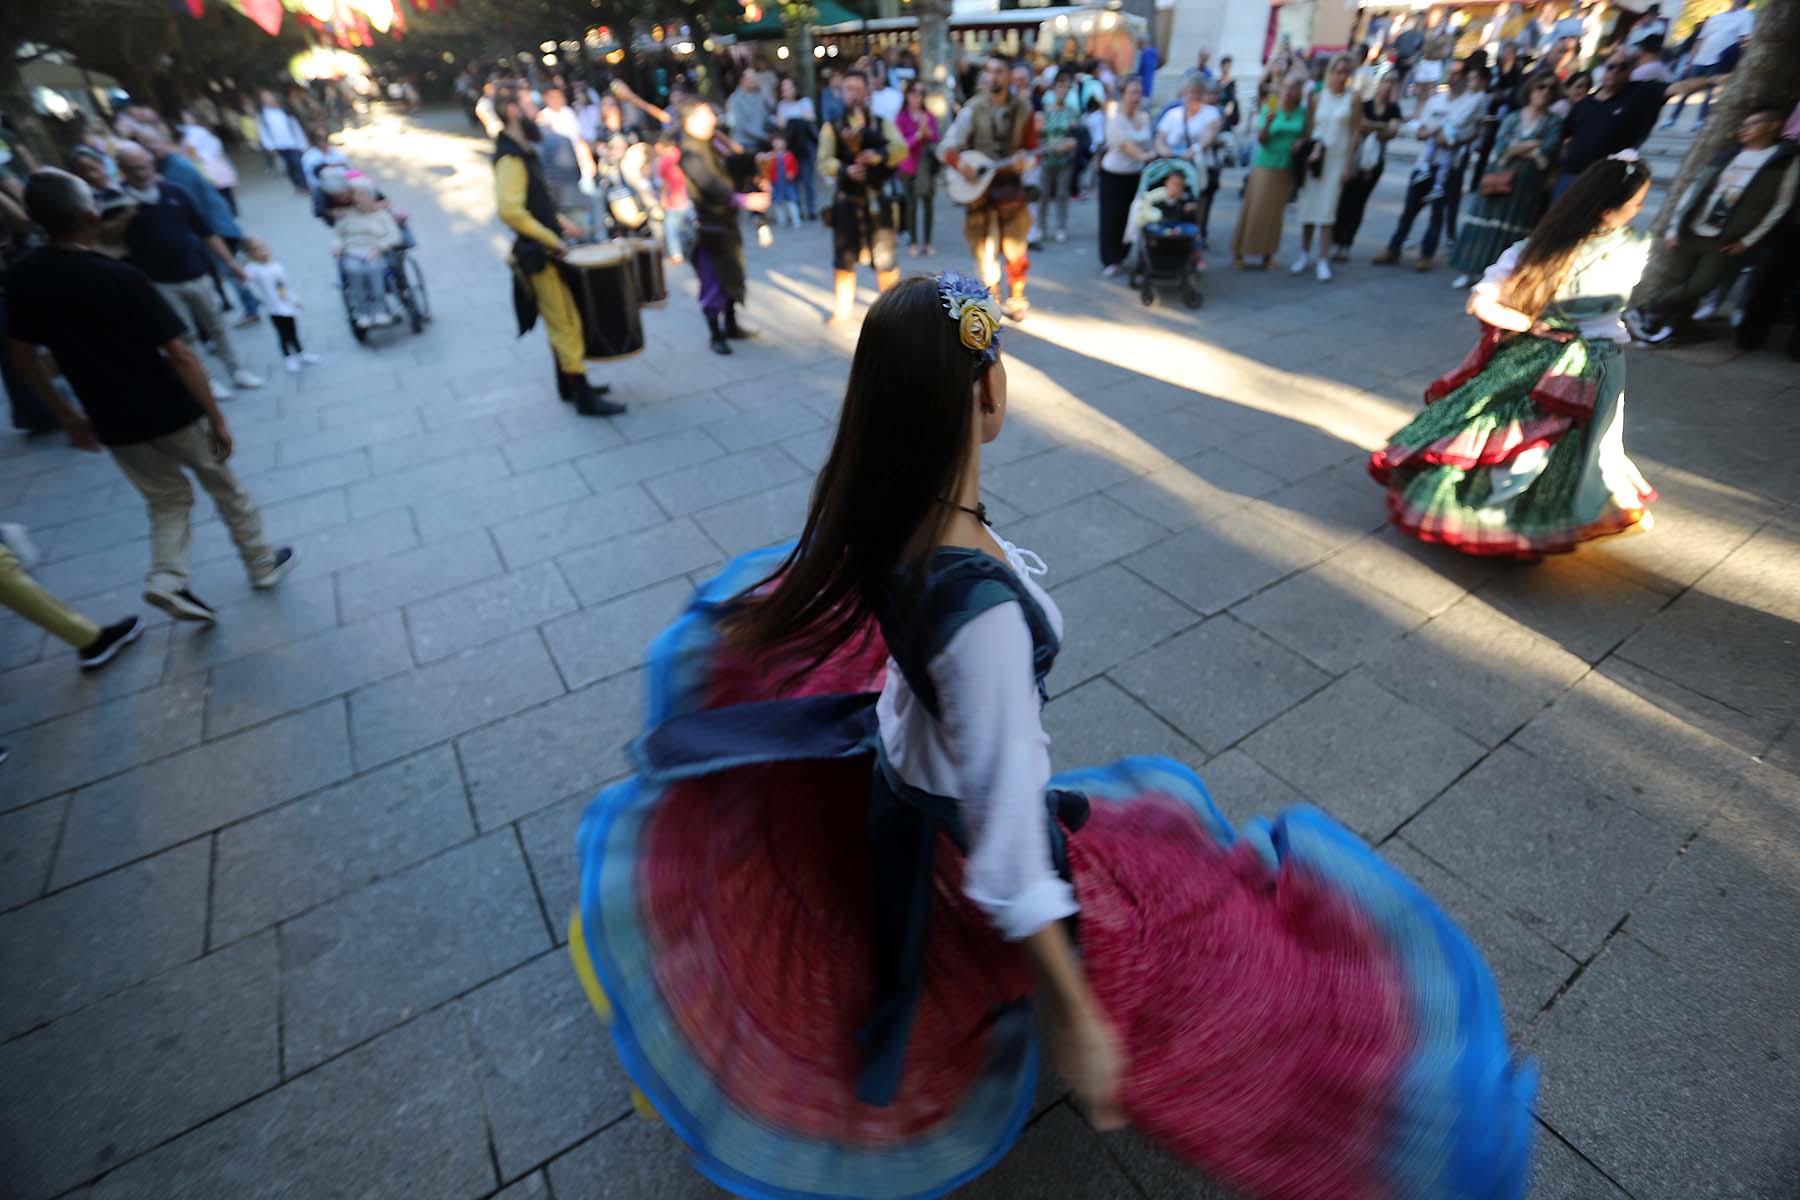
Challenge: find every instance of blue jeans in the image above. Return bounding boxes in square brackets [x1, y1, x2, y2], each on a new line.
[1387, 172, 1449, 260]
[341, 256, 386, 317]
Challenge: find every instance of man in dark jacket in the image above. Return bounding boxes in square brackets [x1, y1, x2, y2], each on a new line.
[1630, 108, 1798, 343]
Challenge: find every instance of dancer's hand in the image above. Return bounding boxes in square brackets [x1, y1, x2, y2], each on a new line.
[1052, 1009, 1127, 1131]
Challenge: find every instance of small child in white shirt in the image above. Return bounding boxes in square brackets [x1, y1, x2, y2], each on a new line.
[241, 237, 316, 373]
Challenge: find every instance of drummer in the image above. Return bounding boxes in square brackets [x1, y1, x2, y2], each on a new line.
[493, 82, 626, 418]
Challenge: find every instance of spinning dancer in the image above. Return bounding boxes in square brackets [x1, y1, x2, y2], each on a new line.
[1371, 153, 1658, 557]
[491, 83, 624, 418]
[818, 70, 907, 324]
[568, 271, 1536, 1200]
[939, 53, 1039, 318]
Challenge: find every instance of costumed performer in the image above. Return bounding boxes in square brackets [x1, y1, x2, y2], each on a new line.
[492, 82, 626, 418]
[1370, 152, 1658, 558]
[817, 69, 907, 324]
[567, 270, 1537, 1199]
[678, 100, 771, 356]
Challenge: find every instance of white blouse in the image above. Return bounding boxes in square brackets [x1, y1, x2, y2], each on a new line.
[875, 536, 1076, 942]
[1473, 236, 1651, 344]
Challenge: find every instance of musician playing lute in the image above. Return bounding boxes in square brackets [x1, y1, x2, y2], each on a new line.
[817, 69, 906, 324]
[938, 53, 1040, 319]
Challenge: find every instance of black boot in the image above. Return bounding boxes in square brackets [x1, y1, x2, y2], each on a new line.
[568, 373, 626, 417]
[555, 363, 572, 403]
[706, 311, 732, 355]
[723, 304, 756, 340]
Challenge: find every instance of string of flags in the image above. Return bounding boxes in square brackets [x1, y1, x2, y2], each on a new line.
[170, 0, 455, 46]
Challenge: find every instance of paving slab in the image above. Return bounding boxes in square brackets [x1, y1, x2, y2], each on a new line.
[541, 578, 690, 691]
[0, 673, 207, 813]
[998, 493, 1168, 584]
[1042, 677, 1204, 776]
[1046, 564, 1199, 695]
[0, 620, 171, 740]
[334, 528, 507, 623]
[572, 427, 728, 493]
[692, 476, 813, 556]
[642, 444, 808, 517]
[212, 746, 474, 945]
[457, 670, 643, 831]
[1122, 509, 1330, 616]
[1525, 1131, 1631, 1200]
[1240, 673, 1485, 841]
[161, 573, 343, 677]
[546, 1115, 729, 1198]
[0, 934, 278, 1200]
[1402, 745, 1678, 961]
[1232, 561, 1427, 674]
[557, 518, 722, 607]
[1474, 554, 1668, 664]
[413, 463, 596, 542]
[518, 792, 589, 945]
[279, 830, 549, 1072]
[348, 629, 565, 770]
[1512, 666, 1762, 833]
[1528, 934, 1800, 1200]
[88, 1007, 496, 1200]
[53, 702, 353, 887]
[1111, 616, 1330, 756]
[1380, 840, 1577, 1036]
[1103, 448, 1284, 532]
[1194, 747, 1310, 830]
[0, 797, 63, 912]
[488, 484, 667, 568]
[406, 560, 578, 662]
[1323, 526, 1501, 617]
[953, 1104, 1143, 1198]
[204, 612, 413, 735]
[1362, 596, 1591, 747]
[0, 840, 208, 1040]
[463, 951, 634, 1179]
[1615, 585, 1800, 731]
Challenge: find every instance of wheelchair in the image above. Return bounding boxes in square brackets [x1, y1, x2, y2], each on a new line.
[339, 239, 430, 343]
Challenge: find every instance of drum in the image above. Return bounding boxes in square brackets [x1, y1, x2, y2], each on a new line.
[632, 238, 667, 306]
[560, 242, 644, 361]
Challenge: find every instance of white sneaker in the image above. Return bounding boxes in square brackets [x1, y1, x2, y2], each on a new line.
[1315, 259, 1333, 282]
[299, 352, 320, 365]
[354, 315, 372, 330]
[231, 369, 265, 389]
[209, 376, 235, 400]
[284, 354, 302, 373]
[1053, 230, 1069, 244]
[1691, 299, 1719, 321]
[0, 523, 40, 568]
[1451, 273, 1472, 289]
[1290, 253, 1311, 275]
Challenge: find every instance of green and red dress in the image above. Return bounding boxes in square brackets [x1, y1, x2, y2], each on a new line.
[1370, 228, 1657, 560]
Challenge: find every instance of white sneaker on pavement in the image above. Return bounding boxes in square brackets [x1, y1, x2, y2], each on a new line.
[209, 376, 235, 400]
[231, 369, 264, 389]
[1290, 253, 1311, 275]
[1451, 273, 1472, 289]
[299, 352, 320, 364]
[0, 523, 40, 568]
[284, 354, 302, 373]
[1315, 259, 1333, 282]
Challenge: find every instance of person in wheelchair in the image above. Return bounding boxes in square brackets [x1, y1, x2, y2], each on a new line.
[333, 178, 405, 329]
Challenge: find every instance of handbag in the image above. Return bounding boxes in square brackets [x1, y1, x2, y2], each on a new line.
[1479, 169, 1517, 197]
[1354, 131, 1382, 175]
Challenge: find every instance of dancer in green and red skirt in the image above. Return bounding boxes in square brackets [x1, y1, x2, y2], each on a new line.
[1371, 153, 1658, 560]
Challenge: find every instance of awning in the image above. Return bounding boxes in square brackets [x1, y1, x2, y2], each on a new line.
[733, 0, 861, 38]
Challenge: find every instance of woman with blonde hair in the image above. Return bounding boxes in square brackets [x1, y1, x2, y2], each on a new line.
[1291, 53, 1361, 280]
[1231, 74, 1308, 269]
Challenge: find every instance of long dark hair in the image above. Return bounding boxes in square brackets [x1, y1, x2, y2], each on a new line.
[724, 276, 983, 668]
[1501, 155, 1650, 320]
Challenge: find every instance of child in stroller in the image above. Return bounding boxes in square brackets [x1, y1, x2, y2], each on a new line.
[1125, 158, 1205, 308]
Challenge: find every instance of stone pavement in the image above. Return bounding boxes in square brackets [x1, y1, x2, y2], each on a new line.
[1, 107, 1795, 1200]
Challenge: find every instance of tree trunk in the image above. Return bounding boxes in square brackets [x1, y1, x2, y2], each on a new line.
[916, 0, 953, 122]
[789, 22, 817, 101]
[1651, 0, 1800, 237]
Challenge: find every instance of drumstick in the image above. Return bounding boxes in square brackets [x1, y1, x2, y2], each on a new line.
[610, 78, 746, 158]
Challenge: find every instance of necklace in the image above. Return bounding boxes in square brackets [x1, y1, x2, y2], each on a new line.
[944, 499, 989, 526]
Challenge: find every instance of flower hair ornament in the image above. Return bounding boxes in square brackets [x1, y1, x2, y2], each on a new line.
[1607, 148, 1641, 164]
[936, 272, 1003, 366]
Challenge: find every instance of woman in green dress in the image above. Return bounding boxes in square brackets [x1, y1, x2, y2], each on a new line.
[1449, 73, 1564, 289]
[1230, 75, 1308, 269]
[1371, 154, 1657, 560]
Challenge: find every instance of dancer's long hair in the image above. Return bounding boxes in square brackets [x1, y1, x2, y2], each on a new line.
[1500, 156, 1651, 320]
[724, 277, 984, 671]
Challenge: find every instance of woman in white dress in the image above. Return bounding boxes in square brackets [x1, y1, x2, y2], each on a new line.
[1292, 54, 1361, 281]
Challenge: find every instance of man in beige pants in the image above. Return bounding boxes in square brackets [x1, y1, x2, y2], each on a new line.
[5, 169, 292, 622]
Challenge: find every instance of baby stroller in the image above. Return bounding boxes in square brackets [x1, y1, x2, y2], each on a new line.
[1125, 158, 1205, 310]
